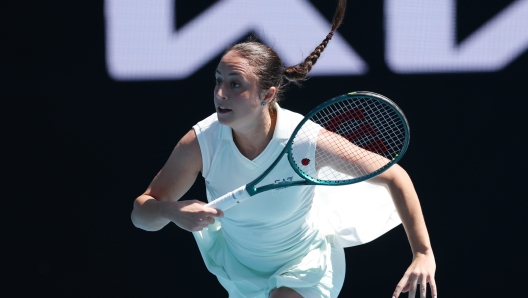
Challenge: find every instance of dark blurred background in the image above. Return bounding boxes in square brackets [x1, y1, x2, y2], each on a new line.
[8, 0, 527, 296]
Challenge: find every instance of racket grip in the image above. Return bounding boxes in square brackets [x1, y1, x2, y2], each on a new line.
[205, 185, 251, 211]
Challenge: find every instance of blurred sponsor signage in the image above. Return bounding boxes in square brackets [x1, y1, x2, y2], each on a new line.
[105, 0, 528, 80]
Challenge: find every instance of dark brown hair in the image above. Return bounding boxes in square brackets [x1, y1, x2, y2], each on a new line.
[224, 0, 347, 104]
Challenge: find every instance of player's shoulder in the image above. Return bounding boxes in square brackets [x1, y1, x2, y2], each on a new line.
[193, 113, 224, 141]
[194, 113, 220, 132]
[279, 107, 306, 132]
[281, 107, 304, 120]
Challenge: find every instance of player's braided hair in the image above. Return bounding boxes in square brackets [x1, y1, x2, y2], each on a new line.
[224, 0, 347, 104]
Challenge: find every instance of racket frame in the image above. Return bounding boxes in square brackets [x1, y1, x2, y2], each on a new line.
[245, 91, 410, 196]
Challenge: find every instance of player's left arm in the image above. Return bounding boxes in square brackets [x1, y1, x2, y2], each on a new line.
[316, 128, 437, 297]
[370, 166, 438, 298]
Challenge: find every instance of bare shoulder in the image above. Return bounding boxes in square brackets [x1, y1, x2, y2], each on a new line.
[167, 129, 203, 172]
[144, 129, 203, 201]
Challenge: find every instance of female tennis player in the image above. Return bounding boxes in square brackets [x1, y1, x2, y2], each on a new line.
[131, 1, 437, 297]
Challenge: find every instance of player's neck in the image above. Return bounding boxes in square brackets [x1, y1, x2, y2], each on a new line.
[232, 111, 276, 160]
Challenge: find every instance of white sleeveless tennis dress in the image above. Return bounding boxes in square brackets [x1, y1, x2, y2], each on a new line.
[192, 104, 401, 298]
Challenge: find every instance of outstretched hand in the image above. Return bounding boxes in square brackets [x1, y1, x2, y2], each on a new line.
[392, 252, 437, 298]
[163, 200, 224, 232]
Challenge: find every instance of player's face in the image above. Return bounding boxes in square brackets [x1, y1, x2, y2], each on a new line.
[214, 51, 267, 130]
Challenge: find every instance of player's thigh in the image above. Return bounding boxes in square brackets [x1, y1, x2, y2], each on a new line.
[269, 287, 303, 298]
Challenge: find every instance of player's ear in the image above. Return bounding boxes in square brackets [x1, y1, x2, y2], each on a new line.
[261, 86, 277, 104]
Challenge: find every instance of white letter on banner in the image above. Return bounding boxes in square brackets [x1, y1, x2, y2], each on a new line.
[105, 0, 367, 80]
[385, 0, 528, 73]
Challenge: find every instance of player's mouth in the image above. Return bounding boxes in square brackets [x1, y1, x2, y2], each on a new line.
[217, 106, 232, 114]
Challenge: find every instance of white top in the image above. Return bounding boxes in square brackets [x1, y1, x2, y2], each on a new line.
[192, 104, 401, 297]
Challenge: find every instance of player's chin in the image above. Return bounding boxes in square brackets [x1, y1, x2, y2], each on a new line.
[216, 112, 235, 125]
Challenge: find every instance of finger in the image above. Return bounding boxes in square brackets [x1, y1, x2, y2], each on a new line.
[203, 207, 224, 218]
[392, 283, 403, 297]
[402, 283, 410, 293]
[420, 276, 427, 298]
[408, 275, 418, 298]
[393, 276, 410, 297]
[206, 216, 216, 225]
[213, 208, 224, 218]
[199, 215, 215, 225]
[428, 276, 438, 298]
[198, 220, 213, 230]
[409, 284, 417, 298]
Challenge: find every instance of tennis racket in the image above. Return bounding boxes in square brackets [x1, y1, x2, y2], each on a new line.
[205, 91, 410, 211]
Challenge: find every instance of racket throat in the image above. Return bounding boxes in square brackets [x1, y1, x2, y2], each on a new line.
[250, 180, 311, 194]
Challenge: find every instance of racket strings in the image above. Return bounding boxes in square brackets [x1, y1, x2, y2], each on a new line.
[291, 96, 407, 183]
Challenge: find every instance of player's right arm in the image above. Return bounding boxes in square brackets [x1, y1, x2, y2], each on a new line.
[131, 129, 223, 232]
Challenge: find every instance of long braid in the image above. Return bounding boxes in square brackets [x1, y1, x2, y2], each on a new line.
[223, 0, 347, 105]
[284, 0, 346, 82]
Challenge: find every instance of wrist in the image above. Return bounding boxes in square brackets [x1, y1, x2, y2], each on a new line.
[413, 248, 434, 259]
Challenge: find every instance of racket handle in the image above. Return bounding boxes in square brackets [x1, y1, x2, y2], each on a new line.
[205, 185, 251, 211]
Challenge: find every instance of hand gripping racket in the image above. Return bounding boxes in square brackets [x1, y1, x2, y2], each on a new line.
[205, 91, 410, 211]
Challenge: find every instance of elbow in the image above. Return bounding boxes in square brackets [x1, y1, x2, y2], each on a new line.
[131, 211, 164, 232]
[369, 164, 410, 188]
[130, 210, 142, 229]
[130, 208, 146, 230]
[130, 200, 142, 228]
[130, 200, 164, 232]
[392, 164, 410, 180]
[386, 164, 412, 187]
[386, 164, 418, 199]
